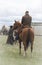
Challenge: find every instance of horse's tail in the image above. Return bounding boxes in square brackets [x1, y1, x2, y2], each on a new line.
[26, 28, 30, 48]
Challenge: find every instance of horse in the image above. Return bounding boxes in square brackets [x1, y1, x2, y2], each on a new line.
[13, 21, 34, 56]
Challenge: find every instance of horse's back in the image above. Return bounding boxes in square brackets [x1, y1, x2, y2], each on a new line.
[19, 27, 34, 42]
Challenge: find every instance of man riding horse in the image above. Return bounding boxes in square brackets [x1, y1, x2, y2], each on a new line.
[15, 11, 32, 40]
[12, 11, 34, 56]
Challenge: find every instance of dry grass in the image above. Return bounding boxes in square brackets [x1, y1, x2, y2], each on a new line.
[0, 35, 42, 65]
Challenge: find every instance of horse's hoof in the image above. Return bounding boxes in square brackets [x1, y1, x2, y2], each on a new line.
[19, 52, 21, 55]
[23, 54, 25, 57]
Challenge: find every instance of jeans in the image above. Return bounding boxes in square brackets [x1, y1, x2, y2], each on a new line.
[15, 34, 19, 40]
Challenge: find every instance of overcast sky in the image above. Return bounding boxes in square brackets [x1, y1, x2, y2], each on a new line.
[0, 0, 42, 29]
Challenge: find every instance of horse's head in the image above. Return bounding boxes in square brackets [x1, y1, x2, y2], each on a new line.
[13, 20, 21, 30]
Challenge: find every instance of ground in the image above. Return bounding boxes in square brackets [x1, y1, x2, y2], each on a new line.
[0, 35, 42, 65]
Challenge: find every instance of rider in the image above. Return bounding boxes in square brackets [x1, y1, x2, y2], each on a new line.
[21, 11, 32, 27]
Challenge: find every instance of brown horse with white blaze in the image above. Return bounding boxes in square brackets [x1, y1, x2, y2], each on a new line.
[13, 21, 34, 56]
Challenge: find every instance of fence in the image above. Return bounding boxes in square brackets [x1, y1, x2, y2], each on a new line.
[32, 22, 42, 36]
[0, 22, 42, 36]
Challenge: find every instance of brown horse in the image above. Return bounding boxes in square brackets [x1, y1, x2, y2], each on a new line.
[13, 21, 34, 56]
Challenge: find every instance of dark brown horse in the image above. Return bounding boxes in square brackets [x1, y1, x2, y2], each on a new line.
[13, 21, 34, 56]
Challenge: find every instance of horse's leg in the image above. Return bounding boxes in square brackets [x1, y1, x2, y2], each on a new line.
[30, 30, 34, 53]
[23, 42, 27, 56]
[31, 41, 33, 53]
[19, 40, 21, 54]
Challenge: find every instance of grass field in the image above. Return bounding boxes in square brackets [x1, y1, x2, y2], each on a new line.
[0, 35, 42, 65]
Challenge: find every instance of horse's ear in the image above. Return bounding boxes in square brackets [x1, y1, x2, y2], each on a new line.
[14, 20, 16, 23]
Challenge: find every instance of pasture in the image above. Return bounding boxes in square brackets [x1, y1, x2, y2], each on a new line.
[0, 35, 42, 65]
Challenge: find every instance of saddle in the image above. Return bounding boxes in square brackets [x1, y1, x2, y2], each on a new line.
[19, 25, 32, 34]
